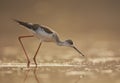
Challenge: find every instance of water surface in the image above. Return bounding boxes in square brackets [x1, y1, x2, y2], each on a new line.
[0, 59, 120, 83]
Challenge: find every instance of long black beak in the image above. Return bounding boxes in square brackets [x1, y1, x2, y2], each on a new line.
[72, 46, 85, 56]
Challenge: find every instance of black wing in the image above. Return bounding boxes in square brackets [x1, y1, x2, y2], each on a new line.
[14, 19, 53, 34]
[14, 19, 33, 29]
[40, 26, 53, 34]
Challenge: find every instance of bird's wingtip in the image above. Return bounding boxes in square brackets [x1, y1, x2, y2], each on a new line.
[12, 19, 26, 25]
[12, 19, 20, 23]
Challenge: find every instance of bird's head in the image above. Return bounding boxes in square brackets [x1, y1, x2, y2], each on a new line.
[64, 39, 74, 46]
[52, 34, 85, 57]
[64, 39, 85, 56]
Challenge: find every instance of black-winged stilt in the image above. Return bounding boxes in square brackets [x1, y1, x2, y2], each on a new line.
[14, 19, 85, 67]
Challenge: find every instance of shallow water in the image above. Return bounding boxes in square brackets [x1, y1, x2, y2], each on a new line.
[0, 0, 120, 83]
[0, 59, 120, 83]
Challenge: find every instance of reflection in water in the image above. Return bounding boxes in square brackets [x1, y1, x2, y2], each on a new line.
[0, 61, 120, 83]
[74, 76, 81, 83]
[23, 68, 40, 83]
[23, 68, 83, 83]
[34, 69, 40, 83]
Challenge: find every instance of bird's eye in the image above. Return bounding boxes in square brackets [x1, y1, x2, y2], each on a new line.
[66, 39, 73, 45]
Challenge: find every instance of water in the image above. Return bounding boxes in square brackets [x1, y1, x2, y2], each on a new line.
[0, 0, 120, 83]
[0, 58, 120, 83]
[1, 32, 120, 83]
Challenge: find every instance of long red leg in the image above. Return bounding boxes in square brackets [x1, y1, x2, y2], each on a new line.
[18, 35, 34, 68]
[33, 42, 42, 67]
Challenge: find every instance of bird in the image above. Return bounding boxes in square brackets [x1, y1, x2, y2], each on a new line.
[14, 19, 85, 67]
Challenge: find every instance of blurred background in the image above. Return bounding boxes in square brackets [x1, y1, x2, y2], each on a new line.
[0, 0, 120, 63]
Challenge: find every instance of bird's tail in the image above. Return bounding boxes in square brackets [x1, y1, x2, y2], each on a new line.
[13, 19, 33, 29]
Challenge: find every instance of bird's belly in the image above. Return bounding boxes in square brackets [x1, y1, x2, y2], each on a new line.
[34, 32, 54, 42]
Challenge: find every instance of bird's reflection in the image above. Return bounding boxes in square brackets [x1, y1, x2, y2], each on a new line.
[23, 68, 40, 83]
[22, 67, 85, 83]
[74, 75, 84, 83]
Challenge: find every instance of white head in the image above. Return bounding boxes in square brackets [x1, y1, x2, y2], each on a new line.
[52, 33, 85, 56]
[58, 39, 85, 56]
[64, 39, 84, 56]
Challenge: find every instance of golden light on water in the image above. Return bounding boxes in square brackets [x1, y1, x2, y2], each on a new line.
[0, 0, 120, 83]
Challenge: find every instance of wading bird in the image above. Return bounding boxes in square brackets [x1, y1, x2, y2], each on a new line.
[14, 19, 85, 67]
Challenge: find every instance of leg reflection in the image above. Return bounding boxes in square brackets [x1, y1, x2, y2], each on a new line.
[23, 69, 30, 83]
[33, 68, 40, 83]
[74, 75, 85, 83]
[23, 68, 40, 83]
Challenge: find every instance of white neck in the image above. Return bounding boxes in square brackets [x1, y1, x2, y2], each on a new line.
[53, 33, 68, 46]
[57, 41, 66, 46]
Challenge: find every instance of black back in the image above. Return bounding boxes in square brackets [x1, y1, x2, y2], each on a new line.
[40, 25, 53, 34]
[14, 19, 53, 34]
[32, 24, 53, 34]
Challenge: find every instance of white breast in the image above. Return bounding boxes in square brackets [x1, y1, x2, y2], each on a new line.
[34, 28, 55, 42]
